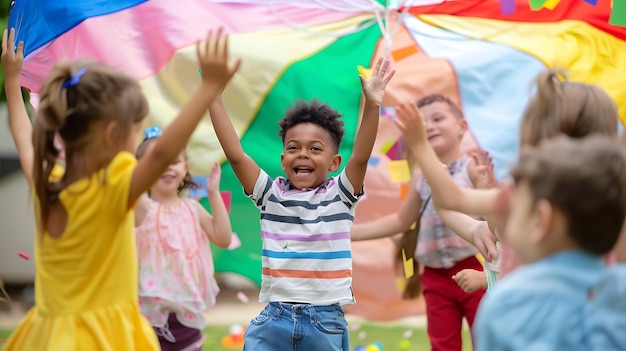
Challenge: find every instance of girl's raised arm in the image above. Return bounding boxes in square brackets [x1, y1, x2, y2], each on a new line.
[129, 29, 240, 207]
[197, 162, 232, 248]
[2, 29, 33, 183]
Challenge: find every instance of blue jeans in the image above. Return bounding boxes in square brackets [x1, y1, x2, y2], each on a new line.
[243, 302, 350, 351]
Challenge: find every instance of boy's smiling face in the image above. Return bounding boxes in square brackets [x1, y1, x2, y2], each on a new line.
[281, 122, 341, 190]
[420, 101, 467, 158]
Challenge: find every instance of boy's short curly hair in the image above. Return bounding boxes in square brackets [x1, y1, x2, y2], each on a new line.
[278, 99, 345, 152]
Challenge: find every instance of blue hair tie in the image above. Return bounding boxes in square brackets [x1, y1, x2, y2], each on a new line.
[143, 124, 163, 141]
[62, 68, 87, 89]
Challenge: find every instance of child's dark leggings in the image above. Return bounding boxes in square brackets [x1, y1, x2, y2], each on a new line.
[154, 313, 203, 351]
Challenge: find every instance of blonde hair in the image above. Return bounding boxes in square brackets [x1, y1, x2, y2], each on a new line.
[519, 69, 618, 147]
[32, 60, 148, 227]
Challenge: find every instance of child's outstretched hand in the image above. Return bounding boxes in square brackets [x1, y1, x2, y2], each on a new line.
[1, 28, 24, 85]
[206, 162, 222, 194]
[197, 28, 241, 89]
[395, 102, 428, 147]
[468, 149, 497, 190]
[360, 57, 395, 105]
[452, 269, 487, 293]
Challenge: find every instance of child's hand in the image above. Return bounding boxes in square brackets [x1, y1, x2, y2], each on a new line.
[395, 102, 428, 147]
[360, 57, 395, 106]
[206, 162, 222, 194]
[197, 28, 241, 90]
[453, 269, 487, 293]
[468, 149, 497, 190]
[472, 222, 499, 261]
[1, 28, 24, 85]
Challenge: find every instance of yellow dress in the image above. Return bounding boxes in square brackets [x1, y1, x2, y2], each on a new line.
[4, 152, 159, 351]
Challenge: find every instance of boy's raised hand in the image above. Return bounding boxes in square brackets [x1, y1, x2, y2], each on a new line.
[360, 57, 395, 105]
[197, 28, 241, 89]
[206, 162, 222, 194]
[1, 28, 24, 85]
[468, 149, 497, 190]
[395, 102, 428, 147]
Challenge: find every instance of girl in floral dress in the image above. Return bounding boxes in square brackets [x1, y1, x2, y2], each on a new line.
[135, 126, 233, 351]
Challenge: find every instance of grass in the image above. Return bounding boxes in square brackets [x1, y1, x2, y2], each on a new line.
[0, 324, 473, 351]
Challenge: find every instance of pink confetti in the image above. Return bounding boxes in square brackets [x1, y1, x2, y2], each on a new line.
[236, 291, 249, 304]
[403, 330, 413, 338]
[18, 251, 29, 260]
[228, 232, 241, 250]
[358, 331, 367, 339]
[350, 323, 361, 331]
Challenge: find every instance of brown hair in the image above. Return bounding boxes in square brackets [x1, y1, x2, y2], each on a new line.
[519, 70, 618, 147]
[511, 136, 626, 255]
[32, 60, 149, 228]
[135, 137, 199, 194]
[417, 94, 464, 120]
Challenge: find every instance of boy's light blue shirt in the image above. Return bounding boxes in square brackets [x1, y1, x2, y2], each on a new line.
[475, 250, 626, 351]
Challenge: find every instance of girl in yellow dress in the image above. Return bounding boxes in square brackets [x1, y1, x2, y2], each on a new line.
[1, 27, 240, 350]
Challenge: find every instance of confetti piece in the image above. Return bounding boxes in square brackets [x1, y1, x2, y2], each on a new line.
[368, 157, 380, 168]
[380, 105, 396, 120]
[236, 291, 249, 304]
[350, 323, 362, 331]
[402, 249, 415, 279]
[500, 0, 516, 14]
[388, 160, 411, 183]
[583, 0, 598, 4]
[189, 175, 209, 198]
[391, 45, 418, 62]
[358, 331, 367, 339]
[403, 330, 414, 338]
[610, 0, 626, 26]
[357, 65, 373, 80]
[379, 139, 395, 155]
[400, 183, 409, 200]
[228, 232, 241, 250]
[542, 0, 561, 9]
[410, 221, 417, 230]
[18, 251, 29, 260]
[220, 191, 232, 213]
[385, 140, 405, 161]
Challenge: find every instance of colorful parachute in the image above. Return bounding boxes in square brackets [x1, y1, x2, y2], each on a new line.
[10, 0, 626, 320]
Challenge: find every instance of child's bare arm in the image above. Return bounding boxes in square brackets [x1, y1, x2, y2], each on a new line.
[130, 29, 240, 207]
[437, 208, 498, 261]
[208, 96, 259, 194]
[2, 29, 33, 183]
[351, 171, 421, 241]
[395, 102, 498, 216]
[197, 162, 232, 248]
[344, 58, 395, 194]
[134, 194, 150, 227]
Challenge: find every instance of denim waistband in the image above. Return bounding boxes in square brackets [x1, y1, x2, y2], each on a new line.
[265, 302, 344, 322]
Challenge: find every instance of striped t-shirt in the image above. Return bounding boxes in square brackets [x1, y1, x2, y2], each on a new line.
[249, 168, 362, 305]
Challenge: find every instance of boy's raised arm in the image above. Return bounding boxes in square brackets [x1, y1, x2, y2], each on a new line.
[345, 58, 394, 194]
[2, 29, 33, 183]
[208, 96, 260, 195]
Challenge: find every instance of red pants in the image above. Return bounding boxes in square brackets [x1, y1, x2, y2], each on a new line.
[421, 256, 486, 351]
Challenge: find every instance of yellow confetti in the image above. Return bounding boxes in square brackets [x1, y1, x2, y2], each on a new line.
[357, 65, 373, 80]
[388, 160, 411, 183]
[410, 221, 417, 230]
[379, 139, 395, 154]
[402, 249, 415, 279]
